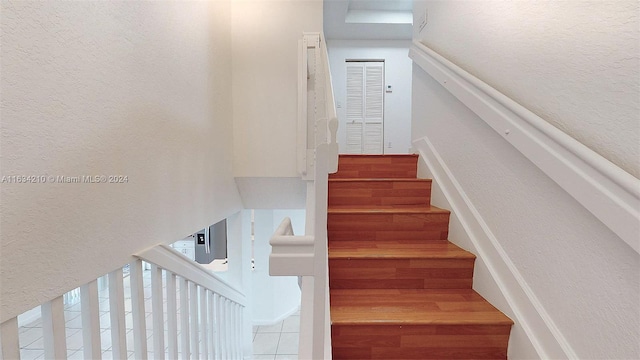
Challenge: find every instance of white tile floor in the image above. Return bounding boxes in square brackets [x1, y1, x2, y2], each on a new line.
[252, 311, 300, 359]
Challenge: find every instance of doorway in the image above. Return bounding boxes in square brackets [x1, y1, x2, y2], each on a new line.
[345, 60, 385, 154]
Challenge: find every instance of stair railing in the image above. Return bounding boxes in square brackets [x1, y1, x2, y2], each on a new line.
[269, 32, 337, 359]
[0, 244, 246, 360]
[297, 32, 339, 180]
[271, 143, 331, 360]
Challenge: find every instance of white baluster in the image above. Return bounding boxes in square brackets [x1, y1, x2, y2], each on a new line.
[42, 296, 66, 360]
[209, 291, 216, 360]
[190, 283, 199, 359]
[200, 287, 209, 359]
[0, 317, 20, 360]
[150, 264, 165, 360]
[229, 302, 236, 359]
[238, 305, 244, 359]
[130, 259, 148, 359]
[179, 277, 190, 359]
[216, 294, 225, 360]
[238, 304, 243, 359]
[225, 299, 232, 358]
[233, 303, 242, 359]
[109, 269, 127, 359]
[80, 279, 102, 359]
[166, 272, 178, 359]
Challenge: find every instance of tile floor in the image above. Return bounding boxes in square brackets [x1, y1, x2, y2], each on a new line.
[252, 311, 300, 359]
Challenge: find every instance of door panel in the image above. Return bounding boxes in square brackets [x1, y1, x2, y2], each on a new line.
[346, 122, 364, 154]
[345, 61, 384, 154]
[363, 122, 383, 154]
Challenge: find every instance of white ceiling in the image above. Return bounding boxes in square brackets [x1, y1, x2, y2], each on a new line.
[324, 0, 414, 40]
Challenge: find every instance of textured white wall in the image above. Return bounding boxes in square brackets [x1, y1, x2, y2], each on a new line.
[414, 0, 640, 178]
[232, 0, 323, 178]
[327, 40, 413, 154]
[0, 1, 242, 320]
[411, 2, 640, 358]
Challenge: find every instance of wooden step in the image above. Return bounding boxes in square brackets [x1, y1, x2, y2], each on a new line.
[328, 154, 513, 359]
[330, 154, 419, 179]
[330, 289, 513, 359]
[328, 206, 450, 242]
[329, 178, 431, 207]
[329, 240, 475, 289]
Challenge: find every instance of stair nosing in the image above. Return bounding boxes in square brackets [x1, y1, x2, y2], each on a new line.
[337, 154, 419, 157]
[329, 178, 431, 182]
[328, 252, 476, 260]
[331, 318, 514, 326]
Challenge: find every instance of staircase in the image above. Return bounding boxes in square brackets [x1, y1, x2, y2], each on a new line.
[328, 154, 513, 359]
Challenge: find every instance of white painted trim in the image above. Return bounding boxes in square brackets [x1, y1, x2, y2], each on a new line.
[409, 41, 640, 254]
[415, 137, 577, 359]
[136, 244, 246, 306]
[269, 217, 315, 276]
[298, 36, 309, 177]
[251, 305, 301, 327]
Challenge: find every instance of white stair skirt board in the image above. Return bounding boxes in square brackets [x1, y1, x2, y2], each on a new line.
[415, 135, 576, 360]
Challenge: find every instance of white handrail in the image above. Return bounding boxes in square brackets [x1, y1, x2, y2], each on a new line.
[270, 217, 315, 276]
[136, 244, 246, 305]
[409, 40, 640, 253]
[320, 32, 339, 173]
[412, 41, 639, 198]
[298, 32, 339, 178]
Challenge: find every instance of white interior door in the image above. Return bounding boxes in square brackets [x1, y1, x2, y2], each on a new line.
[345, 61, 384, 154]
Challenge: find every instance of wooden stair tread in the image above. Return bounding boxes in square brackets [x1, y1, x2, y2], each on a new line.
[328, 205, 450, 214]
[329, 240, 476, 259]
[330, 289, 513, 326]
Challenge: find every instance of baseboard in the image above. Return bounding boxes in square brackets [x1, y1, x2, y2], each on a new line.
[252, 305, 300, 327]
[414, 136, 578, 360]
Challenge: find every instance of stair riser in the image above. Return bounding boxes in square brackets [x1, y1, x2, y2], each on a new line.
[329, 181, 431, 207]
[331, 155, 419, 179]
[329, 258, 474, 289]
[329, 230, 449, 242]
[332, 324, 510, 359]
[330, 165, 417, 179]
[328, 213, 450, 241]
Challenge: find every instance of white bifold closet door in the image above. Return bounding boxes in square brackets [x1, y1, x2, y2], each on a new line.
[345, 61, 384, 154]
